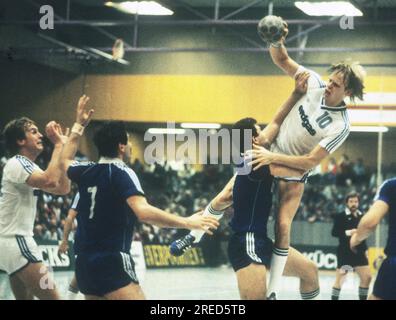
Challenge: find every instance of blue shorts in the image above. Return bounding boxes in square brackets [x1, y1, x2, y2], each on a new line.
[228, 232, 273, 272]
[75, 251, 139, 297]
[373, 256, 396, 300]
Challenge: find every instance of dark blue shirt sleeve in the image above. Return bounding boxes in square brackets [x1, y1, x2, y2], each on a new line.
[113, 167, 145, 201]
[375, 180, 394, 205]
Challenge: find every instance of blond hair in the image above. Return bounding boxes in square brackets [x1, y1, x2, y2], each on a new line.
[329, 61, 366, 102]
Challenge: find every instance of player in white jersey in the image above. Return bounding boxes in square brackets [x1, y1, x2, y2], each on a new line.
[0, 116, 71, 299]
[246, 19, 366, 299]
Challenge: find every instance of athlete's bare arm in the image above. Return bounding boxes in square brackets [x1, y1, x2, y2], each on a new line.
[210, 175, 236, 211]
[249, 144, 329, 173]
[58, 208, 78, 255]
[258, 71, 309, 148]
[27, 123, 71, 195]
[59, 95, 95, 173]
[350, 200, 389, 251]
[268, 22, 300, 78]
[127, 196, 219, 233]
[210, 163, 305, 210]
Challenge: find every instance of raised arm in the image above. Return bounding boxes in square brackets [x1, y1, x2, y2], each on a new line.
[59, 95, 94, 173]
[257, 71, 309, 147]
[26, 122, 70, 195]
[268, 21, 300, 77]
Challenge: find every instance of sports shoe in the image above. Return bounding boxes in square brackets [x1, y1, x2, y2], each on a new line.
[267, 292, 277, 300]
[169, 234, 196, 256]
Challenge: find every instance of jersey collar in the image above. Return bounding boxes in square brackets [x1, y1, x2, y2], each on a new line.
[320, 97, 347, 112]
[98, 157, 124, 165]
[345, 208, 362, 216]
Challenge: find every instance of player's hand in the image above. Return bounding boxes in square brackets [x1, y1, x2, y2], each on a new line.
[58, 240, 69, 256]
[350, 233, 360, 254]
[76, 95, 94, 127]
[280, 18, 288, 43]
[345, 228, 357, 237]
[293, 71, 310, 96]
[245, 144, 274, 171]
[46, 121, 68, 145]
[185, 213, 219, 235]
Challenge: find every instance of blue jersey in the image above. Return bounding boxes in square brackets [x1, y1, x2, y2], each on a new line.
[375, 178, 396, 256]
[67, 158, 145, 254]
[230, 165, 274, 236]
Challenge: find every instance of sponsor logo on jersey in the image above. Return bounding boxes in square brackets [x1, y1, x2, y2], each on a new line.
[299, 105, 316, 136]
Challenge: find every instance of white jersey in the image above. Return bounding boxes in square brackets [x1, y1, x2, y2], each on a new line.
[0, 155, 42, 237]
[271, 65, 350, 157]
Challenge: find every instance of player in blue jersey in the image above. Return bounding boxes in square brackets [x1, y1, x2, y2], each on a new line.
[58, 95, 219, 300]
[350, 178, 396, 300]
[185, 117, 319, 300]
[171, 73, 320, 299]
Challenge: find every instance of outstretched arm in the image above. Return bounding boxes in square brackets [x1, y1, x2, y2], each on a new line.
[127, 195, 219, 233]
[210, 175, 236, 211]
[350, 200, 389, 251]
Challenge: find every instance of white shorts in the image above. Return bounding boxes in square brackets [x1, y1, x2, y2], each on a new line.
[0, 235, 43, 275]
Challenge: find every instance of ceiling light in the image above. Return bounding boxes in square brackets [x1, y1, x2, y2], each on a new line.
[295, 1, 363, 16]
[105, 1, 173, 16]
[181, 123, 221, 129]
[350, 126, 388, 133]
[147, 128, 186, 134]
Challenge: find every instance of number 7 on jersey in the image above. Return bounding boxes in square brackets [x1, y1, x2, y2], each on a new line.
[87, 186, 97, 219]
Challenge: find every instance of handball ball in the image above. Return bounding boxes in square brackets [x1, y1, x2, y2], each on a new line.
[257, 15, 286, 43]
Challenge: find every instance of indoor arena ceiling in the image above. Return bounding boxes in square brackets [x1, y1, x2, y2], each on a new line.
[72, 0, 396, 8]
[1, 0, 396, 72]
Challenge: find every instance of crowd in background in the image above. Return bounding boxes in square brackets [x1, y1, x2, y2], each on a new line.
[1, 146, 395, 245]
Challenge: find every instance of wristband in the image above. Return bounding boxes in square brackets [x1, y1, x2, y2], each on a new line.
[71, 123, 85, 136]
[270, 41, 283, 48]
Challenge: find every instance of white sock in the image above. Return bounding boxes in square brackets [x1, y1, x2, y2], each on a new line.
[190, 203, 224, 243]
[267, 247, 289, 297]
[66, 286, 79, 300]
[301, 288, 321, 300]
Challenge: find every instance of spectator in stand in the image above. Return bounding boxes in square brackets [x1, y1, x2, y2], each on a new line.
[353, 158, 367, 185]
[338, 154, 354, 186]
[325, 157, 338, 185]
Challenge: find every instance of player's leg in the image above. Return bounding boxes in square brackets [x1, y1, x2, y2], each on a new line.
[369, 257, 396, 300]
[15, 262, 60, 300]
[104, 283, 146, 300]
[235, 263, 267, 300]
[267, 180, 304, 298]
[355, 265, 372, 300]
[331, 269, 347, 300]
[283, 247, 320, 300]
[66, 273, 79, 300]
[9, 274, 34, 300]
